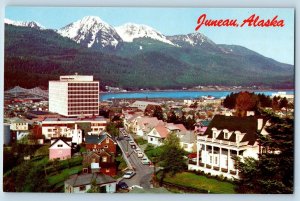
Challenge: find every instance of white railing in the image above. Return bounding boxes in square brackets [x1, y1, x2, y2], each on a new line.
[197, 135, 249, 147]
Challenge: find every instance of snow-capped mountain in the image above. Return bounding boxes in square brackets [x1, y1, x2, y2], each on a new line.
[167, 32, 216, 47]
[4, 18, 44, 29]
[57, 16, 122, 48]
[116, 23, 175, 46]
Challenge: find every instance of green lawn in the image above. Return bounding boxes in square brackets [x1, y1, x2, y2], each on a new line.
[163, 172, 236, 194]
[47, 165, 82, 185]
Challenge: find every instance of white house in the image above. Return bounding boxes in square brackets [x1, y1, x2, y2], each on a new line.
[147, 123, 187, 146]
[135, 117, 164, 138]
[42, 116, 107, 144]
[9, 117, 30, 141]
[10, 117, 29, 131]
[147, 125, 169, 146]
[188, 115, 267, 179]
[49, 138, 72, 160]
[64, 173, 117, 193]
[179, 131, 196, 153]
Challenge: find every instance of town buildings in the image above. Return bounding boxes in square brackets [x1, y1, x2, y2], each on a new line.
[130, 100, 160, 112]
[41, 116, 107, 143]
[49, 74, 99, 117]
[188, 115, 267, 179]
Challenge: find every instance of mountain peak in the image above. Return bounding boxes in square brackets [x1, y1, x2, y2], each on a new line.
[4, 18, 44, 29]
[167, 32, 215, 47]
[57, 16, 122, 48]
[79, 16, 109, 26]
[115, 23, 175, 45]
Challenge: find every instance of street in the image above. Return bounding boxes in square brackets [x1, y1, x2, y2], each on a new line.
[117, 129, 154, 189]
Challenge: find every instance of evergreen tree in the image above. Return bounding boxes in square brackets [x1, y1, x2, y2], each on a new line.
[236, 113, 293, 194]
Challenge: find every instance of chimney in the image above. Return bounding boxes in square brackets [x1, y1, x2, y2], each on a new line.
[257, 118, 263, 131]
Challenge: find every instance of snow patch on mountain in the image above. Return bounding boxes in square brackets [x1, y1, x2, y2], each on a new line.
[57, 16, 122, 48]
[4, 18, 45, 29]
[116, 23, 175, 46]
[167, 32, 215, 47]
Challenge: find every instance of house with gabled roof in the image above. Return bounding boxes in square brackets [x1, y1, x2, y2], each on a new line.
[82, 151, 117, 176]
[135, 117, 164, 138]
[147, 125, 169, 146]
[85, 132, 117, 155]
[147, 123, 188, 146]
[179, 130, 197, 153]
[49, 138, 72, 160]
[64, 173, 116, 193]
[188, 115, 268, 179]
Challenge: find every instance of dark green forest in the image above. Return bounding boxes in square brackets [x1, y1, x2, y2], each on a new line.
[4, 25, 294, 90]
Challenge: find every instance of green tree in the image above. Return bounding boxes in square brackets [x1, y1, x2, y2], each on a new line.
[167, 111, 178, 123]
[106, 122, 119, 138]
[158, 133, 187, 186]
[236, 113, 293, 194]
[279, 97, 288, 109]
[87, 179, 101, 193]
[153, 106, 164, 120]
[235, 91, 258, 117]
[272, 96, 280, 111]
[185, 116, 196, 130]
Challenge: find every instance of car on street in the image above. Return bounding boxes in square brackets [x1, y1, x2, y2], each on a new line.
[137, 151, 144, 158]
[141, 157, 150, 165]
[117, 181, 129, 189]
[123, 170, 136, 179]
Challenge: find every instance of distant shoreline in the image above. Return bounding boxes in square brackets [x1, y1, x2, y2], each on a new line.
[100, 89, 295, 94]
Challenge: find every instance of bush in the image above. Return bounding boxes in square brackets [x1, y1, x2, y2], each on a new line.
[135, 137, 147, 145]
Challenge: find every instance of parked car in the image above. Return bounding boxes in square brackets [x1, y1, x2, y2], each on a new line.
[141, 157, 150, 165]
[129, 140, 135, 145]
[137, 151, 144, 158]
[123, 170, 136, 179]
[117, 181, 129, 189]
[131, 144, 137, 149]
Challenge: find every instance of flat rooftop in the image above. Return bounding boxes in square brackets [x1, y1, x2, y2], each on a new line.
[43, 116, 106, 122]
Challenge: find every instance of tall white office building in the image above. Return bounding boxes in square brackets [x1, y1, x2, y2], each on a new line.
[49, 74, 99, 117]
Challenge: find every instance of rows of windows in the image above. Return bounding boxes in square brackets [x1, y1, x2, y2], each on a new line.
[69, 107, 98, 111]
[68, 103, 98, 107]
[68, 111, 98, 115]
[68, 90, 98, 95]
[68, 95, 98, 99]
[91, 123, 107, 127]
[68, 83, 98, 87]
[68, 87, 98, 91]
[68, 99, 98, 104]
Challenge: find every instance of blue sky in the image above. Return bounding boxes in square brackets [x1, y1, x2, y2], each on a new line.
[5, 7, 294, 65]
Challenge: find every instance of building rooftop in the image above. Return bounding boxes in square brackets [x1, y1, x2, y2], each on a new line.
[85, 132, 115, 144]
[60, 75, 94, 82]
[65, 173, 116, 187]
[42, 116, 106, 122]
[203, 115, 266, 145]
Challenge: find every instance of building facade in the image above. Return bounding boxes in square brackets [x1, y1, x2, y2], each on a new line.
[42, 116, 107, 142]
[188, 115, 267, 179]
[64, 173, 116, 193]
[49, 74, 99, 117]
[49, 139, 72, 160]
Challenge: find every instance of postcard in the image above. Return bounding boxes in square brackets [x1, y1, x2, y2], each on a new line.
[3, 7, 294, 194]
